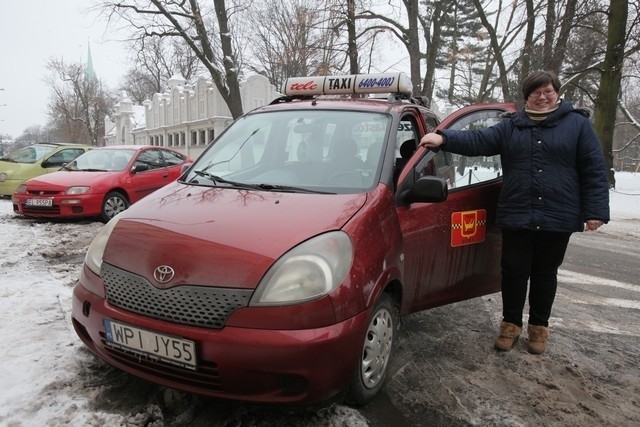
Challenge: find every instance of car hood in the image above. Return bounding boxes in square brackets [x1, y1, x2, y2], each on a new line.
[25, 170, 116, 188]
[103, 182, 367, 289]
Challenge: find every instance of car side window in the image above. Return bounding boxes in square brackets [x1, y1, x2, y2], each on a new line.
[444, 111, 504, 190]
[161, 150, 186, 166]
[394, 113, 421, 185]
[46, 148, 86, 166]
[136, 149, 165, 170]
[421, 111, 439, 133]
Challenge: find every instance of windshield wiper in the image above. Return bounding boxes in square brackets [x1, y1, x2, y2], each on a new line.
[257, 183, 334, 194]
[0, 157, 17, 163]
[76, 168, 109, 172]
[191, 170, 261, 190]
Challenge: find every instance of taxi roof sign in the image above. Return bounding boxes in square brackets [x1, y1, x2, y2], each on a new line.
[282, 72, 413, 97]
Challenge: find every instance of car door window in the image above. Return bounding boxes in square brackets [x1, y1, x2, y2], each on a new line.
[161, 150, 186, 166]
[421, 111, 439, 133]
[444, 111, 505, 189]
[394, 113, 421, 185]
[45, 148, 86, 166]
[136, 149, 165, 170]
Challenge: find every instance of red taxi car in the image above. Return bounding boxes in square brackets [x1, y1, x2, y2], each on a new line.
[71, 73, 517, 405]
[12, 145, 190, 222]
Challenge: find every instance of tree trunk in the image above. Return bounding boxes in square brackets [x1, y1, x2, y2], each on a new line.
[520, 0, 535, 82]
[420, 2, 444, 102]
[542, 0, 556, 69]
[593, 0, 628, 188]
[404, 0, 422, 93]
[212, 0, 243, 119]
[548, 0, 578, 74]
[347, 0, 359, 74]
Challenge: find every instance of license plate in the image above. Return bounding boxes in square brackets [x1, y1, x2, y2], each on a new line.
[103, 319, 197, 370]
[25, 198, 53, 207]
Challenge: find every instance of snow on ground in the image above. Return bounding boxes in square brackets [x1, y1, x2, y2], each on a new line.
[0, 172, 638, 426]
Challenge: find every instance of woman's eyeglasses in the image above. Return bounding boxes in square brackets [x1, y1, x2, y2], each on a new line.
[529, 90, 556, 99]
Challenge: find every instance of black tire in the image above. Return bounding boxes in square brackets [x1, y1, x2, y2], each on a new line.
[347, 292, 399, 405]
[101, 191, 130, 222]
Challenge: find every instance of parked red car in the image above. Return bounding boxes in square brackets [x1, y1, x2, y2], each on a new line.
[12, 145, 190, 222]
[71, 73, 517, 405]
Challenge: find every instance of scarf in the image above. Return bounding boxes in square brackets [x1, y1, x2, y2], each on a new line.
[525, 101, 561, 123]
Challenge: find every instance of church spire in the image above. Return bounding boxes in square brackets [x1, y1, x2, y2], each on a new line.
[85, 42, 97, 81]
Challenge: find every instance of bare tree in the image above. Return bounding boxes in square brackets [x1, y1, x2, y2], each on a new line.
[542, 0, 579, 74]
[100, 0, 245, 118]
[357, 0, 424, 94]
[246, 0, 347, 90]
[44, 58, 115, 146]
[14, 125, 52, 147]
[121, 37, 204, 103]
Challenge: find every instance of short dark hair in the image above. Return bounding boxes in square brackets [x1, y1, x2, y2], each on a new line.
[522, 71, 561, 100]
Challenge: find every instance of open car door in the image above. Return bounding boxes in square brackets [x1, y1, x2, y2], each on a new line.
[396, 103, 519, 313]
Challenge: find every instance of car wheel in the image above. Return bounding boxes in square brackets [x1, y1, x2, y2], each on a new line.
[101, 191, 130, 222]
[347, 292, 398, 405]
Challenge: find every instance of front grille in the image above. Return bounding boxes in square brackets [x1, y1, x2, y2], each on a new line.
[101, 262, 253, 329]
[26, 189, 60, 196]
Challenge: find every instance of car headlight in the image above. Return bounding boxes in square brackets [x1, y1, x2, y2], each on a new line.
[85, 215, 122, 275]
[14, 184, 26, 194]
[0, 173, 7, 182]
[250, 231, 353, 306]
[64, 186, 90, 195]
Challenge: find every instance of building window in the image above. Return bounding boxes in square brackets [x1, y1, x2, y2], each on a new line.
[208, 129, 215, 145]
[191, 131, 197, 146]
[199, 130, 206, 145]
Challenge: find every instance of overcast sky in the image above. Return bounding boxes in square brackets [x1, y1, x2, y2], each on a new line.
[0, 0, 129, 139]
[0, 1, 411, 141]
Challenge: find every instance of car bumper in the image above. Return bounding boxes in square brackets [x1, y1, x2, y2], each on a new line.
[12, 194, 102, 218]
[72, 277, 369, 404]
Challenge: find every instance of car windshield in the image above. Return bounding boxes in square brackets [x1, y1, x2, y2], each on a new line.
[1, 145, 56, 164]
[185, 109, 390, 194]
[65, 149, 135, 172]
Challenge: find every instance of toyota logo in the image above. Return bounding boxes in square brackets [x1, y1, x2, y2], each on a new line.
[153, 265, 175, 284]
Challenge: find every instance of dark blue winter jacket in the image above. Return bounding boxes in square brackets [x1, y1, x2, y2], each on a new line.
[439, 101, 610, 232]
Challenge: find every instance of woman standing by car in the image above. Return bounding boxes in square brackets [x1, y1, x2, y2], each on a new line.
[419, 70, 610, 354]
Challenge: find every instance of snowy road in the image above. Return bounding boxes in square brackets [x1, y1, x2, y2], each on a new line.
[0, 172, 639, 426]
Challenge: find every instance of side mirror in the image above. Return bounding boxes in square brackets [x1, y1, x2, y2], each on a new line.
[42, 158, 65, 168]
[132, 163, 150, 173]
[401, 176, 448, 204]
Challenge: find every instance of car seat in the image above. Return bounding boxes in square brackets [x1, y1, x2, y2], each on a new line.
[394, 139, 417, 184]
[329, 139, 364, 170]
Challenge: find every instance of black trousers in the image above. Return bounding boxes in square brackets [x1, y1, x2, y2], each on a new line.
[500, 229, 572, 327]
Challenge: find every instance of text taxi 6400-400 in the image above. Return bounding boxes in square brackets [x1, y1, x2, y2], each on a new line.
[72, 72, 517, 405]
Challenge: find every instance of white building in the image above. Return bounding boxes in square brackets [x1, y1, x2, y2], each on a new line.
[105, 74, 280, 159]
